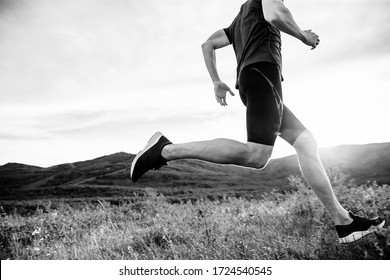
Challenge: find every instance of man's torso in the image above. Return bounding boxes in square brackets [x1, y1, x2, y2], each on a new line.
[224, 0, 282, 88]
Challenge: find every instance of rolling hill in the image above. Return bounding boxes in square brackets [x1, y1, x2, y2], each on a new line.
[0, 143, 389, 211]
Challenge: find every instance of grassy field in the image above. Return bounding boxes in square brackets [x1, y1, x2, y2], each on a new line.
[1, 169, 389, 260]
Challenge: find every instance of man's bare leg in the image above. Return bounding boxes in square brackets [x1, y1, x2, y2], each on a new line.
[162, 138, 273, 169]
[131, 133, 273, 182]
[293, 130, 352, 225]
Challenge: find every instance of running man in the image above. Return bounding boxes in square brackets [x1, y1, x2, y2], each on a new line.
[130, 0, 385, 244]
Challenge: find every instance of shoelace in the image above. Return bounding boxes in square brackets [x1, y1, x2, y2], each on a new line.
[353, 204, 371, 217]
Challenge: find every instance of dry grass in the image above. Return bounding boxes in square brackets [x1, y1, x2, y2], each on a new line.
[1, 169, 389, 260]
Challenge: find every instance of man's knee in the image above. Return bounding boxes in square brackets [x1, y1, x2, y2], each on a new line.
[293, 130, 318, 155]
[245, 143, 273, 169]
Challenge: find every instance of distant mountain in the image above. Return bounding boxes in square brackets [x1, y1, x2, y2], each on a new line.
[1, 143, 389, 206]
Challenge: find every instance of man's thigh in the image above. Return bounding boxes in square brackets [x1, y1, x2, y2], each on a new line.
[279, 105, 307, 146]
[240, 63, 283, 146]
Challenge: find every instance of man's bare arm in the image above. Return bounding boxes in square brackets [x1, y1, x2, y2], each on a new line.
[201, 30, 235, 106]
[262, 0, 319, 49]
[201, 30, 231, 83]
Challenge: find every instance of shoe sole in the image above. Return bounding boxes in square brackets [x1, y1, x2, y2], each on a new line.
[339, 220, 385, 244]
[130, 132, 164, 180]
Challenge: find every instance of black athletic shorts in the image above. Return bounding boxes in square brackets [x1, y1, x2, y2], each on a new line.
[238, 62, 306, 146]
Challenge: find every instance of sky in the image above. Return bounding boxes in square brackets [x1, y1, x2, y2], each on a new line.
[0, 0, 389, 167]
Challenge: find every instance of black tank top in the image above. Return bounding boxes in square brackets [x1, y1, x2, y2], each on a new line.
[224, 0, 282, 89]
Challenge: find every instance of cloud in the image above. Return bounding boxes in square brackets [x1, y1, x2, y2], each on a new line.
[0, 133, 50, 141]
[0, 0, 239, 104]
[0, 0, 21, 13]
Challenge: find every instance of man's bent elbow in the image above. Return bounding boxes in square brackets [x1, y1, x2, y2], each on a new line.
[201, 41, 214, 52]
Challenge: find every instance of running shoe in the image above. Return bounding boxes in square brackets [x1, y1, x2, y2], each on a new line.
[130, 132, 172, 182]
[336, 212, 385, 244]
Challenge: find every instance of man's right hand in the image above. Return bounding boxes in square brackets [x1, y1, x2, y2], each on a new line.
[301, 29, 320, 50]
[263, 0, 320, 50]
[213, 81, 235, 106]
